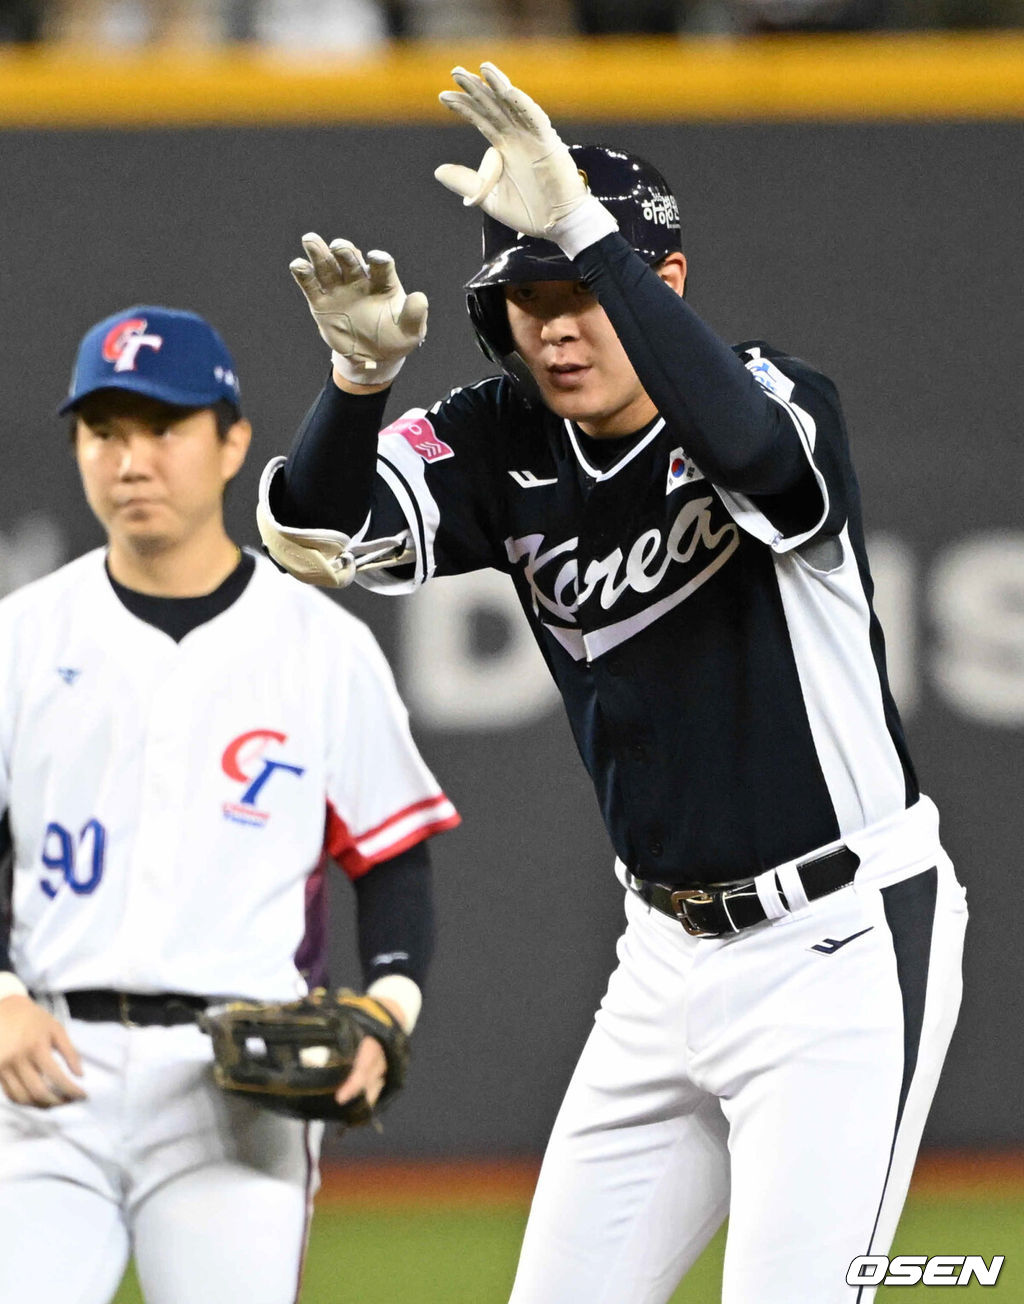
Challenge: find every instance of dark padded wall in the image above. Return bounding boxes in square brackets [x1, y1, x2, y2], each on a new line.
[0, 121, 1019, 1156]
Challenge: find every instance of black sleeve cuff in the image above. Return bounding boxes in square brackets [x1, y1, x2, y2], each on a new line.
[352, 839, 434, 989]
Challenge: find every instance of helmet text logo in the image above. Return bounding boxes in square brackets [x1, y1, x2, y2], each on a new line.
[641, 192, 680, 229]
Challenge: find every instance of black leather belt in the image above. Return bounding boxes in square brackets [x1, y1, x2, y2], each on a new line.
[63, 990, 209, 1027]
[628, 846, 860, 938]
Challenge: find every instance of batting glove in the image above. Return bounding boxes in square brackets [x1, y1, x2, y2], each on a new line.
[290, 234, 429, 386]
[435, 62, 618, 257]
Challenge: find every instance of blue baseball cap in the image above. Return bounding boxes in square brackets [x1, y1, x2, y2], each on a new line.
[60, 305, 241, 416]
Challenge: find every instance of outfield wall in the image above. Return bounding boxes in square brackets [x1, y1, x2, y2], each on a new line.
[0, 40, 1020, 1156]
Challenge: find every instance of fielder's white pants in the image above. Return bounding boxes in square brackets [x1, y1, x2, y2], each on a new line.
[0, 1017, 321, 1304]
[509, 797, 967, 1304]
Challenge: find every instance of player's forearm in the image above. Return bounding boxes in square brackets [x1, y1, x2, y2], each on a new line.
[574, 234, 807, 494]
[353, 840, 435, 991]
[275, 375, 389, 533]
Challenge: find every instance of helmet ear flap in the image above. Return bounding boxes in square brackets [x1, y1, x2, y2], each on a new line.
[467, 286, 513, 364]
[466, 286, 542, 408]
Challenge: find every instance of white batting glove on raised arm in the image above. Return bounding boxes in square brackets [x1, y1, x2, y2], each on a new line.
[435, 62, 617, 256]
[290, 234, 428, 386]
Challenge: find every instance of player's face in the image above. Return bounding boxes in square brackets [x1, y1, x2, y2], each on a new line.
[74, 393, 250, 556]
[504, 255, 687, 438]
[504, 280, 653, 438]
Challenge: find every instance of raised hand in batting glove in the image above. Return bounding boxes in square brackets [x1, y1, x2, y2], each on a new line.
[290, 234, 428, 387]
[435, 62, 618, 255]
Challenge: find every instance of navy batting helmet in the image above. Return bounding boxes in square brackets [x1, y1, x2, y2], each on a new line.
[465, 144, 682, 379]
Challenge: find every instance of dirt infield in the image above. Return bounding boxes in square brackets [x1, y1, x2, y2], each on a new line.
[319, 1150, 1024, 1208]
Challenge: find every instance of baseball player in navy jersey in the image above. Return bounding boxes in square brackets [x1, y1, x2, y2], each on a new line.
[0, 306, 458, 1304]
[258, 63, 967, 1303]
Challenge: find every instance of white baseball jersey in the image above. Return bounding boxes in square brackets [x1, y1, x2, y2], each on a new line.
[0, 548, 457, 1000]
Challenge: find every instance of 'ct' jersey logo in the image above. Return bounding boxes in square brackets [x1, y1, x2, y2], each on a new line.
[221, 729, 306, 828]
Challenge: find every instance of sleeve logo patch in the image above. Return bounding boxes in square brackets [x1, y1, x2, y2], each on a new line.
[383, 415, 454, 464]
[746, 356, 795, 403]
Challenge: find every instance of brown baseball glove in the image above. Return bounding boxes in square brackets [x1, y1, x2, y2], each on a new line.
[199, 987, 409, 1126]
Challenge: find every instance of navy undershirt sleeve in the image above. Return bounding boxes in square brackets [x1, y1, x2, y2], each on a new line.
[574, 233, 809, 495]
[275, 375, 389, 533]
[353, 839, 434, 989]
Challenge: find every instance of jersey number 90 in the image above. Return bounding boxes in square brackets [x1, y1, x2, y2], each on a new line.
[40, 819, 107, 898]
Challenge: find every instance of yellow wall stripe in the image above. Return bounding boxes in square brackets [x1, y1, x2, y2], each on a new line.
[1, 35, 1023, 126]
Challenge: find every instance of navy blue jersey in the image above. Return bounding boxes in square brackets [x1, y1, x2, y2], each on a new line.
[277, 236, 916, 886]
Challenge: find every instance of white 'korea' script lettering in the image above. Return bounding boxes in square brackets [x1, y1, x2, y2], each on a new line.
[505, 497, 739, 628]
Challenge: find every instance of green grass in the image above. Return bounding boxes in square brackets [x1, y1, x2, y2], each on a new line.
[111, 1193, 1021, 1302]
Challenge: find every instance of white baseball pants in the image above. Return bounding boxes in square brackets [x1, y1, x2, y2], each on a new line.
[509, 797, 967, 1304]
[0, 1017, 321, 1304]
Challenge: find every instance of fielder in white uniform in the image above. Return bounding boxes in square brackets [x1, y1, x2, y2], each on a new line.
[0, 305, 458, 1304]
[257, 64, 968, 1304]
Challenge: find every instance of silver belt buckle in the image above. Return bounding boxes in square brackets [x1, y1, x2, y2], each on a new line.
[117, 993, 139, 1028]
[669, 888, 716, 937]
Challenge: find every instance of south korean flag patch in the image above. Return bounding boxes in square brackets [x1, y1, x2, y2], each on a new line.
[666, 447, 703, 495]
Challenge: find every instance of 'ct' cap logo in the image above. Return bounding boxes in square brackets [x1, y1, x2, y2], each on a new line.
[58, 303, 243, 418]
[101, 317, 164, 373]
